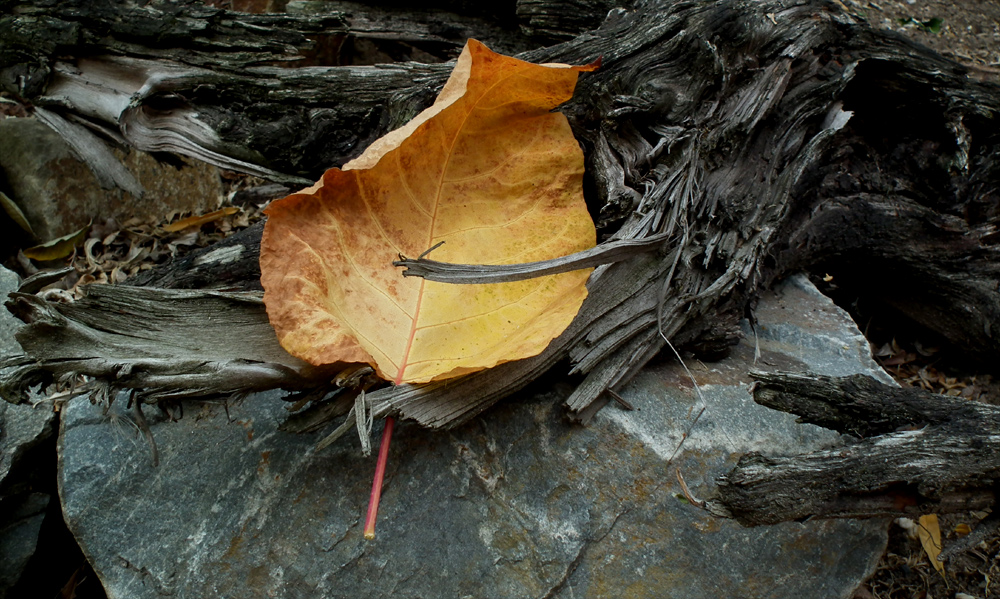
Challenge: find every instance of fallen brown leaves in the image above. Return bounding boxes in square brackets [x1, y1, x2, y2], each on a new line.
[16, 175, 269, 299]
[872, 338, 988, 401]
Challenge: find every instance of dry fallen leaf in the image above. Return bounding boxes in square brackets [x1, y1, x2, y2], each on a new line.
[261, 39, 597, 384]
[0, 190, 35, 236]
[161, 206, 239, 232]
[23, 224, 90, 261]
[918, 513, 946, 578]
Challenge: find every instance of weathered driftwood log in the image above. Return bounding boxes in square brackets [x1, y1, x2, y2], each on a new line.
[2, 0, 999, 433]
[0, 0, 537, 183]
[0, 285, 338, 404]
[706, 372, 999, 528]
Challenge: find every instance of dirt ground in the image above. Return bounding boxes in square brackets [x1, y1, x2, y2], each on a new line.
[842, 0, 1000, 76]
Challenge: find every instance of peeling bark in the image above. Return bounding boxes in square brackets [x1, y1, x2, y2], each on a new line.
[1, 0, 998, 439]
[0, 0, 534, 181]
[1, 285, 337, 405]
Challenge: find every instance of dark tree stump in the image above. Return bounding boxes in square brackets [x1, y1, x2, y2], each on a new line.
[1, 0, 998, 443]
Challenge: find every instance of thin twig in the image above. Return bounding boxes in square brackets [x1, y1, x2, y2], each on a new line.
[355, 390, 372, 456]
[676, 468, 706, 509]
[668, 405, 705, 465]
[417, 241, 445, 259]
[606, 388, 635, 410]
[315, 405, 357, 452]
[131, 392, 159, 467]
[659, 329, 708, 465]
[394, 233, 669, 284]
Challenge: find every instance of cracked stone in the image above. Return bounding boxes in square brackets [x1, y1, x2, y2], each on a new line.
[58, 274, 888, 598]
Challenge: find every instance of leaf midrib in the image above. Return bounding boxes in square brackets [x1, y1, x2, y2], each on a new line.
[393, 59, 531, 384]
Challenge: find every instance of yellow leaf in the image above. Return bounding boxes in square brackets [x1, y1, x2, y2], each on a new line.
[162, 207, 239, 232]
[261, 39, 597, 384]
[23, 225, 89, 261]
[953, 522, 972, 536]
[918, 513, 946, 578]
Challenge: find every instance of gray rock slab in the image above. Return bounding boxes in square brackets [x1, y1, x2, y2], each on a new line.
[0, 117, 223, 242]
[0, 265, 57, 593]
[0, 401, 55, 493]
[0, 264, 55, 490]
[60, 274, 888, 599]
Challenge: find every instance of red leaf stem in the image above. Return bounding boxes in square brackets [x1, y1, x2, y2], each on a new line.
[363, 416, 395, 539]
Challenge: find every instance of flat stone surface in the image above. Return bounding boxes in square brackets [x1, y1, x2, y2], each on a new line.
[60, 274, 889, 599]
[0, 401, 55, 493]
[0, 117, 223, 241]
